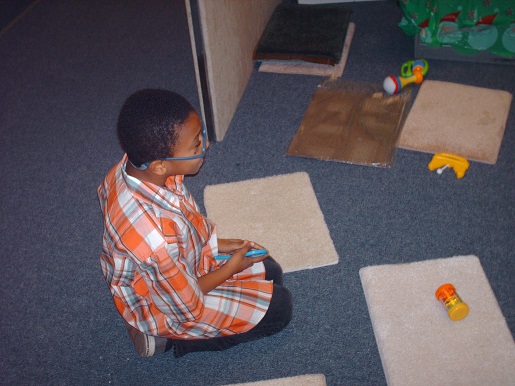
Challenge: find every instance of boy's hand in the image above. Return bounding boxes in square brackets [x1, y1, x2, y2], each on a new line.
[198, 240, 269, 294]
[217, 238, 245, 254]
[218, 238, 267, 255]
[224, 240, 269, 274]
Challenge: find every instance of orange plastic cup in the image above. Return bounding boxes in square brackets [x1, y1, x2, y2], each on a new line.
[435, 284, 469, 321]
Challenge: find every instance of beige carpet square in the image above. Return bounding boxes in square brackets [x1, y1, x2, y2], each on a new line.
[360, 255, 515, 386]
[399, 80, 512, 164]
[225, 373, 326, 386]
[204, 172, 339, 273]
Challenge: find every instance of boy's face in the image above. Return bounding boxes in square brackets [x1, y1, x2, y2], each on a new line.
[167, 111, 209, 175]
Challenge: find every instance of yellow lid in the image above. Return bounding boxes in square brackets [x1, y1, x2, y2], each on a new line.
[448, 302, 470, 321]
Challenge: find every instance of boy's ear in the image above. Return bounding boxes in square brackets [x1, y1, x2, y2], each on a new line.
[147, 160, 168, 176]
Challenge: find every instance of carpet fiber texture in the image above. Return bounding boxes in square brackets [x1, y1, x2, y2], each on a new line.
[225, 373, 326, 386]
[399, 80, 512, 164]
[359, 255, 515, 386]
[204, 172, 339, 273]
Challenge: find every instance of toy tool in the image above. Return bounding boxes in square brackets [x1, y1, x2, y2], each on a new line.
[215, 249, 268, 261]
[435, 283, 469, 321]
[383, 59, 428, 95]
[428, 152, 470, 179]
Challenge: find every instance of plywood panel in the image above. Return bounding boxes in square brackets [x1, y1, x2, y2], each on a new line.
[187, 0, 280, 140]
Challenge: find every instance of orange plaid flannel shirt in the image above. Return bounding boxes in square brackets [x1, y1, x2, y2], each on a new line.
[97, 156, 272, 339]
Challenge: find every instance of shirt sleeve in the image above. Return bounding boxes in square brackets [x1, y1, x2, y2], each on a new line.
[138, 244, 205, 323]
[119, 214, 205, 325]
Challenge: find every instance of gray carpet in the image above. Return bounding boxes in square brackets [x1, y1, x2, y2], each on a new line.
[1, 1, 513, 385]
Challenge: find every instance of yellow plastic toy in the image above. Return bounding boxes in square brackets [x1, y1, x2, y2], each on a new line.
[428, 153, 470, 179]
[435, 283, 470, 321]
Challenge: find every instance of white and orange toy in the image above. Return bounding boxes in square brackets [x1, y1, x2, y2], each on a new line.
[383, 59, 428, 95]
[428, 153, 470, 179]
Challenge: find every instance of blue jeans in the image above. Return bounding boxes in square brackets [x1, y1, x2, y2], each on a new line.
[168, 257, 293, 358]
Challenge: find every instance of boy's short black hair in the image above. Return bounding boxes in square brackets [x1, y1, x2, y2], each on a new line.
[117, 89, 196, 167]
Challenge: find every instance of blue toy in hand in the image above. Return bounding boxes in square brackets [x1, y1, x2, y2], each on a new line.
[215, 249, 268, 261]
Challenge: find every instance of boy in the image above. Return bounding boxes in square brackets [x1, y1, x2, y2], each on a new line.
[98, 89, 292, 358]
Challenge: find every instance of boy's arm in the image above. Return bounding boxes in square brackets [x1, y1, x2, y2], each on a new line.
[217, 238, 245, 254]
[217, 238, 267, 254]
[197, 263, 237, 294]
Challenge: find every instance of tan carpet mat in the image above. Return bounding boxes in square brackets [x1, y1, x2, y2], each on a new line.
[204, 172, 339, 273]
[225, 373, 326, 386]
[360, 255, 515, 386]
[399, 80, 512, 164]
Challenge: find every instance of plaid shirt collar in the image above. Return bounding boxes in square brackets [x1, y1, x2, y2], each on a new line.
[120, 154, 185, 210]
